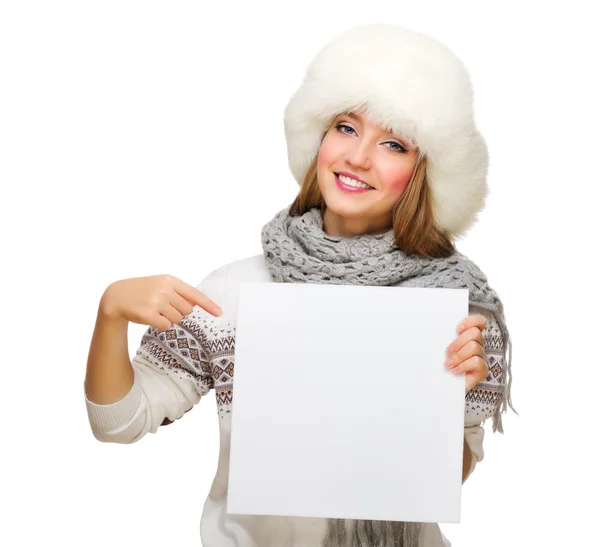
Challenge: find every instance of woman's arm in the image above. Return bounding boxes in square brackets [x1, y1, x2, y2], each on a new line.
[461, 305, 507, 482]
[85, 301, 134, 405]
[83, 264, 229, 443]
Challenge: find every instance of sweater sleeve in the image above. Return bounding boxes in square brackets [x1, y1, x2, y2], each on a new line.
[84, 264, 229, 444]
[462, 304, 506, 481]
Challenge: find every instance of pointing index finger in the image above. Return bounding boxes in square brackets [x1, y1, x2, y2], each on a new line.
[174, 278, 223, 317]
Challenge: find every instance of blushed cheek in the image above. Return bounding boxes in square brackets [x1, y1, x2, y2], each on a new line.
[317, 133, 337, 169]
[317, 147, 330, 170]
[386, 169, 413, 196]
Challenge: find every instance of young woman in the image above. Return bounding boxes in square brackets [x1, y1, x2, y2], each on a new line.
[84, 24, 514, 547]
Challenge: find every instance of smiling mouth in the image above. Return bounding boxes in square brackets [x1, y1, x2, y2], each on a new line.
[334, 173, 375, 190]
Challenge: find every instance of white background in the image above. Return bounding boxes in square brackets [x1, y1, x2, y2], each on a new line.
[1, 1, 598, 545]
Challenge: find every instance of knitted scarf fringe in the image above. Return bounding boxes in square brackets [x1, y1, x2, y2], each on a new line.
[323, 519, 422, 547]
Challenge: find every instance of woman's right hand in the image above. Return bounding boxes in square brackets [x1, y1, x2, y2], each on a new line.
[99, 274, 223, 331]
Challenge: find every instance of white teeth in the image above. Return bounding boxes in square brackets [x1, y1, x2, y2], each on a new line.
[338, 174, 372, 189]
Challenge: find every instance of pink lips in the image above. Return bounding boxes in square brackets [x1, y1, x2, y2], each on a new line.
[334, 173, 373, 193]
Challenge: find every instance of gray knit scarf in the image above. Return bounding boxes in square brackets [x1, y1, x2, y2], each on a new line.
[260, 206, 515, 547]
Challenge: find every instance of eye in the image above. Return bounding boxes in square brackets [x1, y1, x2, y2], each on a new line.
[334, 123, 356, 135]
[384, 141, 408, 154]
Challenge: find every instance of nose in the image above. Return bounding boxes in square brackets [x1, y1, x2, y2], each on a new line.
[345, 139, 372, 171]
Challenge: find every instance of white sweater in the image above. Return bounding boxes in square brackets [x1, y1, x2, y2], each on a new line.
[84, 254, 507, 547]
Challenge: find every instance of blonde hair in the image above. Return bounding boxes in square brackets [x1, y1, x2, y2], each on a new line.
[289, 149, 457, 258]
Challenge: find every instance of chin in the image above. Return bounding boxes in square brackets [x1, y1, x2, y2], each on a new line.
[322, 196, 375, 219]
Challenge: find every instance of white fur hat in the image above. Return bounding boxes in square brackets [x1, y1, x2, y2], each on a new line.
[283, 24, 489, 239]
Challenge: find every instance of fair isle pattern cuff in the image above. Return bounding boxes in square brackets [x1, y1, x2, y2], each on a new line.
[84, 370, 143, 433]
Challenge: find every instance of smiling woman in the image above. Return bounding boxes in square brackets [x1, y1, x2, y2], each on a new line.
[85, 22, 514, 547]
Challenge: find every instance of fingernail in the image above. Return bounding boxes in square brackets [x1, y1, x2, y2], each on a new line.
[457, 324, 465, 333]
[213, 307, 223, 316]
[445, 345, 453, 357]
[445, 358, 454, 368]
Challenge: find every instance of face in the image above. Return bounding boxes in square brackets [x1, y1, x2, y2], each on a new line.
[316, 110, 418, 236]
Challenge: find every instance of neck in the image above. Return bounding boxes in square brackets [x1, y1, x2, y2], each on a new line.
[322, 207, 393, 237]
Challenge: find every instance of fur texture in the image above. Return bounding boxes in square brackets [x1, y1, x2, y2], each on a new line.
[284, 24, 489, 240]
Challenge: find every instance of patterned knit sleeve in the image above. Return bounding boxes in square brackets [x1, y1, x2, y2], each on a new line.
[84, 264, 229, 444]
[463, 304, 506, 480]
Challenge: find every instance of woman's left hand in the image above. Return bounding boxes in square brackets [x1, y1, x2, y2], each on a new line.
[444, 314, 489, 393]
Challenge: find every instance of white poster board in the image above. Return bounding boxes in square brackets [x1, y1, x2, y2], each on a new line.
[228, 282, 468, 523]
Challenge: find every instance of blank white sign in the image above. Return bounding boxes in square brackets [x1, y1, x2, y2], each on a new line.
[228, 282, 468, 524]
